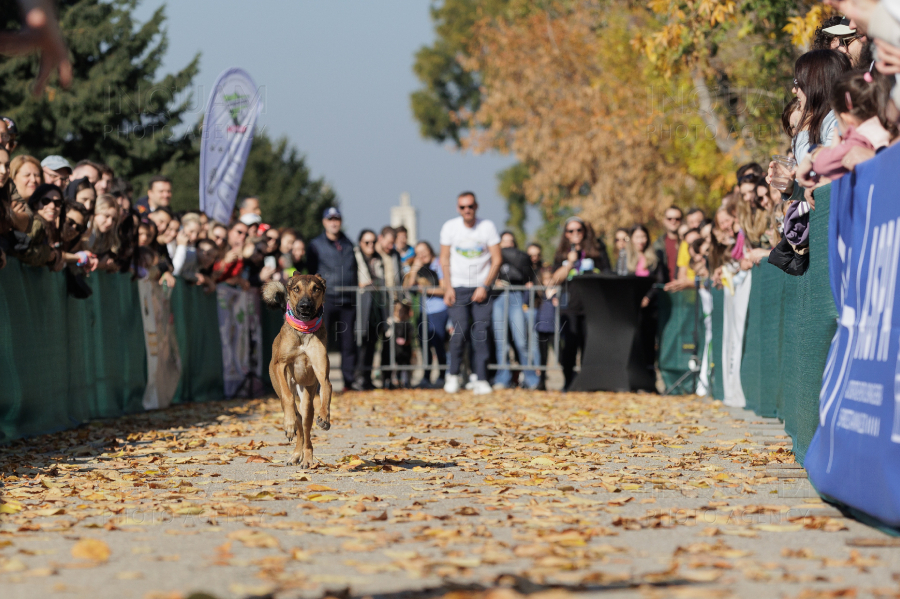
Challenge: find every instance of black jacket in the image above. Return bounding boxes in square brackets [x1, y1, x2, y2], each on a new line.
[499, 247, 538, 286]
[306, 231, 358, 301]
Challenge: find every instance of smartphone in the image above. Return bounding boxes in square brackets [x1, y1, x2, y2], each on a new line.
[264, 256, 277, 270]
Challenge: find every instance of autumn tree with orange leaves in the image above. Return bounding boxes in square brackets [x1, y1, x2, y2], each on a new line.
[413, 0, 834, 238]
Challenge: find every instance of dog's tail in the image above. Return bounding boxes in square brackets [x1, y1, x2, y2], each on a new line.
[261, 281, 287, 311]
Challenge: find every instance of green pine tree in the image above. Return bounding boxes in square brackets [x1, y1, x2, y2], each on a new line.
[0, 0, 199, 179]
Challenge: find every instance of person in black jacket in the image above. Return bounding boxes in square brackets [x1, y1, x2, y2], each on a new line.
[305, 207, 359, 390]
[492, 231, 541, 389]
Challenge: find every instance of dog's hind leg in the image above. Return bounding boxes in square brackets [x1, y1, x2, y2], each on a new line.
[270, 361, 297, 442]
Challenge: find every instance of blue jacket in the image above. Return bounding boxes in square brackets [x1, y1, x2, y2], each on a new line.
[306, 231, 358, 300]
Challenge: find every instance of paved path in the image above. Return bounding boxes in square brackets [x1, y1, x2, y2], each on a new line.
[1, 390, 898, 599]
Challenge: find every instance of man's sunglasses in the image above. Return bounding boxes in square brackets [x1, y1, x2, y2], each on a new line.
[458, 203, 476, 210]
[839, 35, 861, 48]
[665, 216, 682, 222]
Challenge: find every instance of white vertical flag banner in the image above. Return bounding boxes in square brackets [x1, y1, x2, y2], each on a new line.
[199, 68, 262, 224]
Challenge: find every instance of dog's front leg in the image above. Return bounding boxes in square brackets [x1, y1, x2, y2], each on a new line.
[270, 362, 297, 441]
[312, 356, 332, 431]
[287, 385, 316, 468]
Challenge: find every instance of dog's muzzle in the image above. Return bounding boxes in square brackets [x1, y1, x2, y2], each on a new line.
[296, 298, 316, 320]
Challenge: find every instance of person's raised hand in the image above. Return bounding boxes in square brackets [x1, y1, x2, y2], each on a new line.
[842, 145, 877, 171]
[795, 154, 817, 188]
[640, 296, 650, 308]
[472, 285, 488, 303]
[259, 265, 276, 282]
[0, 1, 73, 96]
[50, 249, 65, 272]
[875, 38, 900, 75]
[159, 271, 176, 287]
[566, 250, 578, 265]
[824, 0, 877, 33]
[10, 200, 31, 231]
[443, 287, 456, 307]
[176, 227, 189, 247]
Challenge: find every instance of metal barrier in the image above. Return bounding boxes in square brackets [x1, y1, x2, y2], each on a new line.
[334, 285, 560, 375]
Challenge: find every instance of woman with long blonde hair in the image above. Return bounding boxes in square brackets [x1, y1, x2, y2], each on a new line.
[88, 194, 121, 271]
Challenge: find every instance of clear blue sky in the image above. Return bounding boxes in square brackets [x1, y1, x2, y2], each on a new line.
[133, 0, 539, 245]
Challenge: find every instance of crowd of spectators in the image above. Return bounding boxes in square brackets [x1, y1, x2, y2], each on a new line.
[3, 4, 900, 394]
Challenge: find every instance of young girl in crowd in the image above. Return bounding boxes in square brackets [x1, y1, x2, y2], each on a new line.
[403, 240, 447, 389]
[534, 266, 558, 391]
[799, 70, 896, 184]
[172, 212, 202, 282]
[59, 201, 97, 272]
[65, 177, 95, 212]
[88, 194, 120, 272]
[22, 183, 64, 270]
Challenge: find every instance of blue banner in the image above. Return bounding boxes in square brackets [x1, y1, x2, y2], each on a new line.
[806, 143, 900, 527]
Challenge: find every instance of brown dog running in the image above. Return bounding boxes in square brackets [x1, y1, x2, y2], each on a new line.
[262, 274, 332, 467]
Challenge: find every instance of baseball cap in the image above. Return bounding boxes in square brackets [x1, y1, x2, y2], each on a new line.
[322, 207, 341, 219]
[41, 155, 72, 173]
[823, 17, 855, 36]
[239, 213, 262, 226]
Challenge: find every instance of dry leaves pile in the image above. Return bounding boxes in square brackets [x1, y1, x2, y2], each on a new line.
[1, 390, 898, 599]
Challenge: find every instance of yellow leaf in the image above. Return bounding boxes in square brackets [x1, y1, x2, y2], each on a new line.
[754, 523, 804, 533]
[227, 530, 279, 549]
[71, 539, 111, 562]
[530, 456, 555, 467]
[0, 500, 23, 514]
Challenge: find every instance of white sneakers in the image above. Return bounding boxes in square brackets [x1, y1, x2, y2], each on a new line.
[472, 380, 493, 395]
[443, 374, 492, 395]
[443, 374, 460, 394]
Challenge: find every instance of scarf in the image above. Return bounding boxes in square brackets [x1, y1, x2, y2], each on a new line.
[285, 303, 323, 334]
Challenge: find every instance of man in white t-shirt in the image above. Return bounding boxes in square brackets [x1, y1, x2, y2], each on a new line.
[439, 191, 502, 395]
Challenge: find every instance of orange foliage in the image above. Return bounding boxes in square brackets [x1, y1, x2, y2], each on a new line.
[460, 6, 683, 232]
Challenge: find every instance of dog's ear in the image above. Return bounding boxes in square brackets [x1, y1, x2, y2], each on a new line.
[261, 281, 287, 311]
[314, 274, 326, 293]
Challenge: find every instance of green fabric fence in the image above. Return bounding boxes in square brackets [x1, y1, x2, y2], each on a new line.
[171, 284, 225, 404]
[0, 264, 235, 443]
[659, 184, 837, 464]
[658, 289, 702, 394]
[0, 262, 146, 442]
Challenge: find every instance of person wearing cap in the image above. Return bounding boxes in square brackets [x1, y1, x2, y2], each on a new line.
[41, 155, 72, 189]
[306, 206, 360, 391]
[823, 17, 870, 67]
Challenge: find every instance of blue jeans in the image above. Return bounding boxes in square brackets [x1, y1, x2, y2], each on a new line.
[419, 309, 448, 375]
[492, 289, 540, 388]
